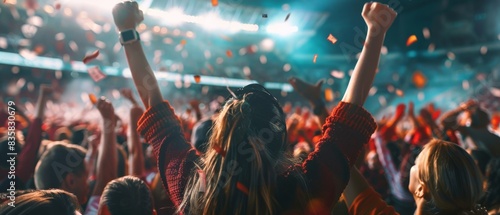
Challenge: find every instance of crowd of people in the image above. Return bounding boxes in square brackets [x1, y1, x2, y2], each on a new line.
[0, 1, 499, 215]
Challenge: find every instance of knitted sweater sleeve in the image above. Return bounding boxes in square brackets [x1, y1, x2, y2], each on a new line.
[301, 102, 377, 214]
[137, 101, 198, 211]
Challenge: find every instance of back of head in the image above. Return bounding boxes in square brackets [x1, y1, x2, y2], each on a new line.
[0, 189, 81, 215]
[469, 108, 490, 129]
[101, 176, 154, 215]
[190, 119, 213, 154]
[182, 84, 299, 215]
[34, 142, 87, 189]
[418, 139, 484, 214]
[482, 158, 500, 211]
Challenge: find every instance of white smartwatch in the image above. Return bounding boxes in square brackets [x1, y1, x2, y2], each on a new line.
[119, 29, 140, 45]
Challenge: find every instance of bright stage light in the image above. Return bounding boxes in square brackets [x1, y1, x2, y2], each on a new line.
[266, 23, 298, 36]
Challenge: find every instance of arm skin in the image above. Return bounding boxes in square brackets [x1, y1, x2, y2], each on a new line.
[91, 99, 118, 196]
[128, 106, 145, 177]
[344, 167, 370, 207]
[341, 31, 385, 106]
[123, 42, 163, 109]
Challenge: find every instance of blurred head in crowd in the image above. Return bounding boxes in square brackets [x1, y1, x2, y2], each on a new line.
[481, 159, 500, 212]
[55, 127, 73, 142]
[34, 142, 89, 204]
[182, 84, 303, 214]
[469, 108, 490, 129]
[409, 139, 483, 214]
[0, 189, 81, 215]
[99, 176, 156, 215]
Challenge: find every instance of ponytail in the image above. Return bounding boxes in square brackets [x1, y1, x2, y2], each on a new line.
[180, 94, 305, 215]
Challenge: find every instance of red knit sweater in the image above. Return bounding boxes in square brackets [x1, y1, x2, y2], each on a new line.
[137, 101, 376, 215]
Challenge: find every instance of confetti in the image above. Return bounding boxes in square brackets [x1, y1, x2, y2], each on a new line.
[422, 28, 430, 39]
[378, 96, 387, 106]
[313, 54, 318, 63]
[284, 13, 291, 22]
[491, 88, 500, 97]
[462, 80, 469, 90]
[406, 35, 417, 47]
[236, 182, 249, 195]
[211, 0, 218, 7]
[327, 34, 337, 44]
[194, 75, 201, 83]
[325, 88, 334, 102]
[83, 50, 99, 64]
[480, 46, 488, 55]
[395, 89, 404, 97]
[226, 50, 233, 58]
[180, 39, 187, 46]
[369, 87, 377, 96]
[330, 70, 344, 79]
[262, 14, 268, 18]
[87, 66, 106, 82]
[283, 64, 291, 72]
[412, 71, 427, 88]
[88, 93, 97, 104]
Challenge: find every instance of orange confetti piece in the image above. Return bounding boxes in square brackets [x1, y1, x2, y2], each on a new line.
[83, 50, 99, 64]
[327, 34, 337, 44]
[396, 89, 404, 97]
[313, 54, 318, 63]
[88, 93, 97, 104]
[180, 39, 187, 46]
[211, 0, 218, 7]
[406, 35, 418, 47]
[194, 75, 201, 83]
[236, 182, 249, 195]
[325, 88, 334, 102]
[226, 50, 233, 58]
[412, 70, 427, 88]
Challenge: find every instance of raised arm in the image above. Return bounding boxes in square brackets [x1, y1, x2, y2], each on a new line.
[128, 105, 145, 177]
[342, 3, 396, 106]
[16, 85, 51, 183]
[92, 98, 118, 196]
[288, 78, 328, 125]
[297, 3, 396, 212]
[112, 2, 163, 109]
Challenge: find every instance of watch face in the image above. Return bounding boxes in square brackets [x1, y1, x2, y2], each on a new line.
[121, 30, 137, 42]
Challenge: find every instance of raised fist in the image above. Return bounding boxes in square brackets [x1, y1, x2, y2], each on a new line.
[96, 97, 115, 121]
[112, 1, 144, 31]
[362, 2, 397, 33]
[288, 77, 324, 104]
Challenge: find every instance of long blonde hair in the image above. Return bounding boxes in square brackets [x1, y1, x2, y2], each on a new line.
[417, 139, 485, 215]
[180, 92, 306, 215]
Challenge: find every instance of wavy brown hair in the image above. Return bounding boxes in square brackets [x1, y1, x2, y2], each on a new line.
[180, 87, 308, 215]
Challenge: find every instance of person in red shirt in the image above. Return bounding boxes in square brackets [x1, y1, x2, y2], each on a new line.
[111, 1, 396, 214]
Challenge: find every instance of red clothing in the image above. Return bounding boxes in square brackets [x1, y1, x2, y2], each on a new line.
[349, 187, 398, 215]
[0, 118, 43, 185]
[137, 101, 376, 214]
